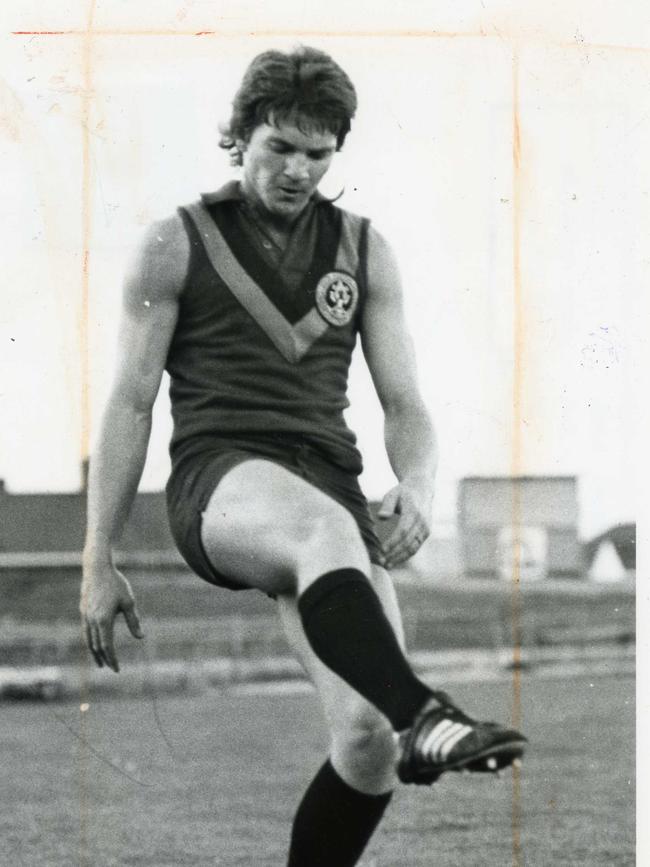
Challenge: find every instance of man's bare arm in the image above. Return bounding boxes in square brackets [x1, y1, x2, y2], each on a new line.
[360, 226, 438, 570]
[81, 214, 188, 671]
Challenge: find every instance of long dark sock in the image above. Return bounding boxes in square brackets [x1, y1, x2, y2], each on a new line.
[298, 568, 433, 731]
[287, 759, 392, 867]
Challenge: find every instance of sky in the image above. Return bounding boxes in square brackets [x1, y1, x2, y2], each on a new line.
[1, 3, 649, 539]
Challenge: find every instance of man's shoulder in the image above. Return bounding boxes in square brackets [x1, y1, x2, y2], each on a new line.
[142, 212, 189, 266]
[318, 199, 373, 257]
[147, 210, 187, 239]
[126, 213, 189, 301]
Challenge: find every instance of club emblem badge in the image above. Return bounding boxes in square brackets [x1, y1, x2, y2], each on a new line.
[315, 272, 359, 327]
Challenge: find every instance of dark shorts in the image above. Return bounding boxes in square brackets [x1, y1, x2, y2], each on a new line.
[165, 436, 382, 591]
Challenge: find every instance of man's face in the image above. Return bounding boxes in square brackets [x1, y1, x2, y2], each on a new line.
[240, 120, 337, 223]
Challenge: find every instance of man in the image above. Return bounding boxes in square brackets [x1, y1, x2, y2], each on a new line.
[81, 46, 526, 866]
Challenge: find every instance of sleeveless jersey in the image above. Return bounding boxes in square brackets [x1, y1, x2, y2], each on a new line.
[165, 187, 370, 475]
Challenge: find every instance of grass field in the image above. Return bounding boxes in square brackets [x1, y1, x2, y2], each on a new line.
[0, 671, 634, 866]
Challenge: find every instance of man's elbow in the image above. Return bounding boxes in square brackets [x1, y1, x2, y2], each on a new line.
[106, 387, 156, 424]
[382, 394, 430, 424]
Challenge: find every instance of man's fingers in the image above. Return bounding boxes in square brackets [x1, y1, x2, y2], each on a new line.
[97, 620, 119, 672]
[82, 597, 142, 673]
[383, 517, 419, 554]
[382, 519, 428, 567]
[86, 622, 104, 668]
[122, 601, 144, 639]
[377, 487, 400, 519]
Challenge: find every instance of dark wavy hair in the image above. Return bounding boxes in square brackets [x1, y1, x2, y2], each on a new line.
[220, 46, 357, 165]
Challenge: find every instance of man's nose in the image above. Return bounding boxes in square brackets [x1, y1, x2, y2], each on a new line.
[284, 153, 310, 180]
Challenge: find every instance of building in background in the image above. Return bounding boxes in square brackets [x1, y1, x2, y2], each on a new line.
[458, 476, 584, 581]
[0, 478, 180, 569]
[3, 475, 632, 584]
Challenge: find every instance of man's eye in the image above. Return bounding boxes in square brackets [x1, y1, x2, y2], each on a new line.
[269, 142, 291, 154]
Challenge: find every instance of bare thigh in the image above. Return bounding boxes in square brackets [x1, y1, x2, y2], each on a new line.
[278, 564, 405, 794]
[200, 458, 371, 596]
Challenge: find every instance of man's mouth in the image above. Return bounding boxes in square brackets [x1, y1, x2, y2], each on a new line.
[277, 186, 306, 198]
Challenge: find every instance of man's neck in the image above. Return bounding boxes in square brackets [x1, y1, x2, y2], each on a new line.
[240, 180, 309, 233]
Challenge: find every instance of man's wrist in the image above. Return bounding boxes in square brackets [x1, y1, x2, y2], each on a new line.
[400, 471, 436, 496]
[83, 538, 114, 572]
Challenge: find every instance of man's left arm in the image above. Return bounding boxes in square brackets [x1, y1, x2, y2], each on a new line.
[360, 225, 438, 570]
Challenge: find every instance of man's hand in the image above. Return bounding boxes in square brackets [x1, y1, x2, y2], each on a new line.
[80, 564, 143, 672]
[377, 482, 433, 570]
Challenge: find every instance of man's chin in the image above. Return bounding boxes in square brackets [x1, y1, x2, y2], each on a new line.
[267, 198, 307, 220]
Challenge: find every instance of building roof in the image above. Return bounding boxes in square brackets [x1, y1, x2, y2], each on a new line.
[584, 524, 636, 571]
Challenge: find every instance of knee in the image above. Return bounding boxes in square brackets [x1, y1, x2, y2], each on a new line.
[292, 507, 370, 587]
[331, 709, 397, 794]
[303, 507, 363, 555]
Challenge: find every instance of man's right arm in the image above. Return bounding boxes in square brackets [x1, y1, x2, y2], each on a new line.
[81, 213, 188, 671]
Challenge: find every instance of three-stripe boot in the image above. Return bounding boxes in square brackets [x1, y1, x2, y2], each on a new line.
[397, 692, 527, 785]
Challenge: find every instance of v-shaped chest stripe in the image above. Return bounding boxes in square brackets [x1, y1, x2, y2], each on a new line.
[208, 199, 329, 322]
[185, 202, 361, 364]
